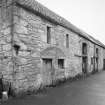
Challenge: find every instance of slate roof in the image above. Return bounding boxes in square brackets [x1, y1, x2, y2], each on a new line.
[15, 0, 105, 48]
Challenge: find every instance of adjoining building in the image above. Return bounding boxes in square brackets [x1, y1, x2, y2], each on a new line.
[0, 0, 105, 95]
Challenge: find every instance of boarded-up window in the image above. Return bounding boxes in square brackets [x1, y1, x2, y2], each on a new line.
[58, 59, 64, 69]
[47, 26, 51, 44]
[66, 34, 69, 48]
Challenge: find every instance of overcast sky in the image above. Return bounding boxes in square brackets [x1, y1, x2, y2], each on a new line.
[38, 0, 105, 44]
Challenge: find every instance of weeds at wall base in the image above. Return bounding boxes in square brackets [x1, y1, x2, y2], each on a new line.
[9, 70, 101, 98]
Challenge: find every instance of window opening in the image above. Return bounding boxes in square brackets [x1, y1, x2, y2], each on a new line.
[66, 34, 69, 48]
[96, 48, 98, 56]
[91, 57, 93, 64]
[47, 26, 51, 44]
[58, 59, 64, 69]
[82, 43, 87, 55]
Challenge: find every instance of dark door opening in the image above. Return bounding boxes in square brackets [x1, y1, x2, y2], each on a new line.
[82, 43, 88, 74]
[103, 59, 105, 70]
[82, 57, 87, 74]
[93, 57, 95, 72]
[96, 48, 99, 72]
[96, 58, 98, 71]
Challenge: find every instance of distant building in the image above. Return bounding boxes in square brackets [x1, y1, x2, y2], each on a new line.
[0, 0, 105, 95]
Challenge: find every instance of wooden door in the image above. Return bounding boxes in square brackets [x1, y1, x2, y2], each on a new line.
[43, 59, 53, 85]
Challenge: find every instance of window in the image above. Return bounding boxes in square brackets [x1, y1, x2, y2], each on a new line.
[82, 43, 87, 55]
[96, 48, 98, 56]
[96, 58, 98, 63]
[66, 34, 69, 48]
[58, 59, 64, 69]
[91, 57, 93, 64]
[47, 26, 51, 44]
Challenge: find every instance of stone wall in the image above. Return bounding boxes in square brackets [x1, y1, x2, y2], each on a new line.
[12, 4, 105, 94]
[97, 45, 104, 71]
[0, 0, 13, 83]
[12, 5, 83, 93]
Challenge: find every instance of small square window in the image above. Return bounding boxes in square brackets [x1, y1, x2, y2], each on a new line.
[58, 59, 64, 69]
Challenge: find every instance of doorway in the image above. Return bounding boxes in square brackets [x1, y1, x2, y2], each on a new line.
[103, 59, 105, 70]
[43, 59, 53, 85]
[82, 43, 88, 74]
[96, 58, 98, 71]
[82, 57, 87, 74]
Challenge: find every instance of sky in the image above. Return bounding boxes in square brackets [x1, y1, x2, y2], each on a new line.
[38, 0, 105, 44]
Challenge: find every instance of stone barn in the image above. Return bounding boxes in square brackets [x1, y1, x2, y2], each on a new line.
[0, 0, 105, 95]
